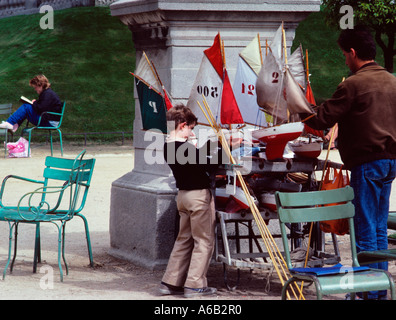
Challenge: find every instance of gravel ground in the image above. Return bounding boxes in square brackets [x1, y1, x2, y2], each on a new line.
[0, 142, 395, 303]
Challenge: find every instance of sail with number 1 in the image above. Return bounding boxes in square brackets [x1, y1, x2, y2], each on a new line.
[233, 34, 268, 127]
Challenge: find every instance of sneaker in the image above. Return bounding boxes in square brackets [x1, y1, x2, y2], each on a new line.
[345, 293, 363, 300]
[0, 121, 13, 130]
[159, 282, 184, 296]
[12, 123, 19, 133]
[184, 287, 217, 298]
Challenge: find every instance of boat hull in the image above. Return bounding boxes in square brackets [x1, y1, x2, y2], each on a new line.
[252, 122, 303, 160]
[259, 192, 277, 212]
[289, 140, 322, 159]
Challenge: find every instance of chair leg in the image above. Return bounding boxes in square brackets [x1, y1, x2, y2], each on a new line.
[28, 131, 32, 157]
[58, 129, 63, 157]
[57, 225, 64, 282]
[33, 223, 41, 273]
[49, 130, 53, 156]
[390, 282, 396, 300]
[10, 222, 19, 273]
[61, 223, 69, 276]
[281, 278, 295, 300]
[4, 130, 7, 158]
[3, 221, 17, 280]
[76, 213, 94, 267]
[385, 270, 396, 300]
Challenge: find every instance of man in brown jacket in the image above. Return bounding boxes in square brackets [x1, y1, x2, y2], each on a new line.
[303, 26, 396, 300]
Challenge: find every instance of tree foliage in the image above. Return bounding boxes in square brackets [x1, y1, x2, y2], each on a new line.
[322, 0, 396, 72]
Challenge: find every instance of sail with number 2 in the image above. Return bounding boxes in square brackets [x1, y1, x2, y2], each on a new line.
[253, 23, 314, 160]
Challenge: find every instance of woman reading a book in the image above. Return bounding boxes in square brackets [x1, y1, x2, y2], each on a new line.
[0, 75, 62, 132]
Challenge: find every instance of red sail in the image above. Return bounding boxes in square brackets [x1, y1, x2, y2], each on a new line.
[221, 70, 244, 124]
[304, 82, 323, 138]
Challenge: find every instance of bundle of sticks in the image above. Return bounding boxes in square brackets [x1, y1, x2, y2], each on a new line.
[197, 96, 305, 300]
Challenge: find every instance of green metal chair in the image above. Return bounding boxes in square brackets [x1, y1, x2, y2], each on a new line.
[0, 103, 13, 158]
[0, 150, 96, 281]
[22, 101, 66, 157]
[276, 186, 396, 300]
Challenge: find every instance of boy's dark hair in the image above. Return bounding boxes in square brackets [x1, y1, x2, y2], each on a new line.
[337, 25, 376, 61]
[166, 104, 198, 129]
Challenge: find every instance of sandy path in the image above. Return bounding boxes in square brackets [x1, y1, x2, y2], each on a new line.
[0, 143, 394, 300]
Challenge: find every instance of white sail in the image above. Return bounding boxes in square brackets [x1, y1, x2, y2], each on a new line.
[283, 67, 313, 115]
[270, 24, 283, 63]
[256, 48, 288, 124]
[187, 55, 223, 125]
[288, 44, 306, 90]
[240, 34, 263, 76]
[134, 52, 162, 93]
[233, 57, 267, 126]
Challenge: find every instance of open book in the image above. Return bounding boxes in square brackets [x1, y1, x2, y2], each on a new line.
[20, 96, 33, 104]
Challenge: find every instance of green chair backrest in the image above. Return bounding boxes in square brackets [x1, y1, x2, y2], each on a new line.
[42, 153, 95, 214]
[0, 104, 12, 131]
[0, 104, 12, 140]
[0, 103, 12, 117]
[275, 186, 359, 269]
[37, 101, 66, 129]
[56, 101, 66, 128]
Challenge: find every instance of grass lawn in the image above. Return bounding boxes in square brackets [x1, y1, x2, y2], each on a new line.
[0, 7, 135, 138]
[0, 7, 393, 140]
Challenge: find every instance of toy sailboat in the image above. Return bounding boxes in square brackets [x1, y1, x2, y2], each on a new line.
[253, 24, 315, 160]
[289, 136, 323, 159]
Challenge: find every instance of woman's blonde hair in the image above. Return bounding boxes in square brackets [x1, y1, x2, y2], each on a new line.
[29, 75, 51, 89]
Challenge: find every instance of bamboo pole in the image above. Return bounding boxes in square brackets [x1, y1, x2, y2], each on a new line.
[301, 113, 316, 123]
[143, 51, 162, 91]
[306, 49, 310, 82]
[198, 96, 305, 300]
[129, 72, 162, 96]
[282, 23, 288, 65]
[265, 39, 268, 56]
[258, 33, 263, 65]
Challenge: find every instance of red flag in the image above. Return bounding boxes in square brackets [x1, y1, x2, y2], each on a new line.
[304, 82, 323, 138]
[163, 89, 173, 110]
[305, 82, 316, 104]
[221, 70, 244, 124]
[204, 33, 223, 78]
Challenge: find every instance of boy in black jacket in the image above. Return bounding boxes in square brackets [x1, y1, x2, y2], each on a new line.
[159, 104, 221, 298]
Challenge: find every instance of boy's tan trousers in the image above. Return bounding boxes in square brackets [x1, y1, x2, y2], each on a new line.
[162, 189, 216, 289]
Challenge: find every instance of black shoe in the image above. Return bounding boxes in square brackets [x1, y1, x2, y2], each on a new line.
[184, 287, 217, 298]
[159, 282, 184, 295]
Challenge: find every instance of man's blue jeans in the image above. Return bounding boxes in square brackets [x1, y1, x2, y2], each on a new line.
[7, 103, 52, 127]
[350, 159, 396, 299]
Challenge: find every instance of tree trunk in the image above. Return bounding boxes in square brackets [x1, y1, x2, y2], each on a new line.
[384, 50, 394, 74]
[375, 30, 395, 73]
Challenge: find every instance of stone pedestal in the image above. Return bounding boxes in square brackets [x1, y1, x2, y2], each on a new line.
[109, 0, 320, 270]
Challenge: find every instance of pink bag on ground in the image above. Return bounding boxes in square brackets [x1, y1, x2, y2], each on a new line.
[7, 137, 30, 158]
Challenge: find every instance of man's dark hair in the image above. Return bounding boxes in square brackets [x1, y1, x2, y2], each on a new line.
[337, 25, 376, 61]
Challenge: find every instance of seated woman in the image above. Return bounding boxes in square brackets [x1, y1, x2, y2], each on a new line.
[0, 75, 62, 132]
